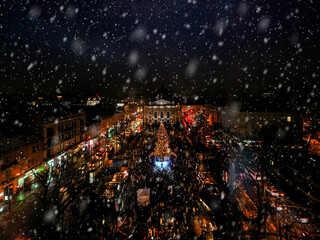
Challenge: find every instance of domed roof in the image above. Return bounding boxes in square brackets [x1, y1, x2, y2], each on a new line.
[153, 83, 172, 101]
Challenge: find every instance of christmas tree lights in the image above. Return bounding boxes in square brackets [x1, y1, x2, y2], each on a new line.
[154, 123, 170, 159]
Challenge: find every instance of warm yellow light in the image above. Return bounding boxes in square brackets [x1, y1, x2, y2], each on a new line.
[287, 116, 291, 122]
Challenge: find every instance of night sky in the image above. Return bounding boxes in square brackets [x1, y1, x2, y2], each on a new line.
[1, 0, 319, 97]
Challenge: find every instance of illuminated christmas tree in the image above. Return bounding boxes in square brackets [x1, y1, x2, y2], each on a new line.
[154, 123, 170, 159]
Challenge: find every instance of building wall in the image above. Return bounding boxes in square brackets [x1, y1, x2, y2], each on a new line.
[0, 140, 42, 201]
[101, 112, 126, 134]
[43, 114, 86, 160]
[143, 105, 181, 125]
[204, 104, 219, 126]
[87, 122, 101, 140]
[219, 109, 299, 138]
[181, 105, 203, 112]
[181, 105, 207, 127]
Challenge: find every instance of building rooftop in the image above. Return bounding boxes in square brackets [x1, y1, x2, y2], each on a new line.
[0, 134, 41, 155]
[72, 105, 115, 126]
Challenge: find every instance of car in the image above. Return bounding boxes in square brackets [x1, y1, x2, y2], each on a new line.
[96, 151, 105, 159]
[256, 172, 262, 181]
[302, 231, 316, 238]
[122, 170, 129, 177]
[266, 187, 279, 197]
[294, 209, 310, 223]
[96, 148, 106, 160]
[60, 187, 67, 193]
[276, 206, 283, 211]
[271, 202, 286, 211]
[270, 189, 279, 197]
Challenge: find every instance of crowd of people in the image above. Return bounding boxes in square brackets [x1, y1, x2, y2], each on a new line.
[103, 130, 216, 240]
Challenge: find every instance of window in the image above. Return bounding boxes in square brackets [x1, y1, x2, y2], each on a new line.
[6, 157, 10, 164]
[161, 112, 164, 119]
[6, 170, 11, 179]
[20, 151, 24, 158]
[32, 145, 39, 153]
[47, 138, 53, 146]
[167, 112, 170, 118]
[287, 116, 291, 122]
[47, 127, 54, 137]
[154, 112, 158, 119]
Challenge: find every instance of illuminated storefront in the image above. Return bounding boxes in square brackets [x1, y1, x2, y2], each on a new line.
[17, 165, 45, 189]
[182, 105, 204, 128]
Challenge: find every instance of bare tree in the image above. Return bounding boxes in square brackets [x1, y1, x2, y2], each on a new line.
[24, 158, 81, 239]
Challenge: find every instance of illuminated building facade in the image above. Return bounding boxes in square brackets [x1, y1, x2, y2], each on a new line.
[204, 104, 219, 126]
[42, 112, 86, 160]
[87, 96, 101, 106]
[0, 137, 42, 201]
[143, 99, 181, 127]
[219, 109, 299, 138]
